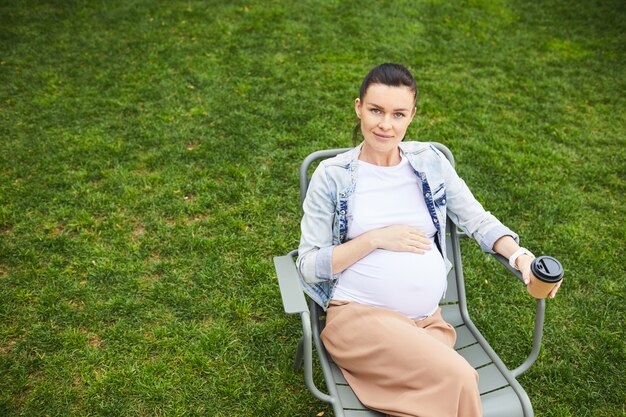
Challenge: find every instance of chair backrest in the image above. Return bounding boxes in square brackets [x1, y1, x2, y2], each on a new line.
[298, 143, 462, 310]
[299, 144, 456, 202]
[299, 148, 351, 203]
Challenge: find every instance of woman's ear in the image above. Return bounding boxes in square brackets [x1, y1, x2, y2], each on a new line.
[354, 98, 362, 119]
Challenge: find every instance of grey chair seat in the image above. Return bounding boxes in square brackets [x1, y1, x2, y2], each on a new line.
[323, 305, 526, 417]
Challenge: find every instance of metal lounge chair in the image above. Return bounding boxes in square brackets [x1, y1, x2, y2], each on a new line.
[274, 142, 547, 416]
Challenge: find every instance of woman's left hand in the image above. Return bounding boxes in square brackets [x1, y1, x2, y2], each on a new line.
[516, 254, 534, 286]
[517, 254, 562, 299]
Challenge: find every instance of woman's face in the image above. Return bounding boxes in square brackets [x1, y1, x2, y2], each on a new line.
[355, 83, 416, 165]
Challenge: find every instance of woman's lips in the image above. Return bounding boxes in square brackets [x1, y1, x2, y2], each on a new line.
[374, 132, 393, 140]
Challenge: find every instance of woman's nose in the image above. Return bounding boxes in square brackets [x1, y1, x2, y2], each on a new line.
[379, 117, 392, 130]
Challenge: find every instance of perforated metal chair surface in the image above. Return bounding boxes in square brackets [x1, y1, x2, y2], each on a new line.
[274, 142, 547, 417]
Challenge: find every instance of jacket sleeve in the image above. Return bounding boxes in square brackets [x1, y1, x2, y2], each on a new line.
[440, 153, 519, 253]
[297, 162, 337, 283]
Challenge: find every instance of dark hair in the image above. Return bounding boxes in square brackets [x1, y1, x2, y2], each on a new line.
[359, 63, 418, 102]
[353, 63, 418, 145]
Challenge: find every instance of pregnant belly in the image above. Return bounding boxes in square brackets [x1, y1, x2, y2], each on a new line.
[334, 249, 447, 319]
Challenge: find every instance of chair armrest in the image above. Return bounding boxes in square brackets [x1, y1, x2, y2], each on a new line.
[274, 250, 334, 404]
[274, 250, 309, 315]
[490, 252, 547, 377]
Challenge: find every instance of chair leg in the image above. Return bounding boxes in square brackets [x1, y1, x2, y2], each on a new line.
[294, 336, 304, 370]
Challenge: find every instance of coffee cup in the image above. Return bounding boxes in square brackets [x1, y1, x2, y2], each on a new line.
[527, 256, 564, 299]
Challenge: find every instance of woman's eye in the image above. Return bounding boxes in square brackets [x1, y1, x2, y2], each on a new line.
[370, 108, 381, 114]
[394, 113, 405, 118]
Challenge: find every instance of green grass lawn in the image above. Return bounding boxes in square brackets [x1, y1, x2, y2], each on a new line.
[1, 0, 624, 416]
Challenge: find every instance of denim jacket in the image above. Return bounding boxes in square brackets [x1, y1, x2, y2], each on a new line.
[297, 141, 519, 311]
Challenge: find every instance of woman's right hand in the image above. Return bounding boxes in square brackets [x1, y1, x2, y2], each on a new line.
[332, 224, 432, 275]
[370, 225, 432, 254]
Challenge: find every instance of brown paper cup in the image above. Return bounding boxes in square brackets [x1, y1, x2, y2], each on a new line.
[527, 256, 564, 299]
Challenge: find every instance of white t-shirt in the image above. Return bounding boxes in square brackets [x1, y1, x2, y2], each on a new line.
[332, 156, 447, 320]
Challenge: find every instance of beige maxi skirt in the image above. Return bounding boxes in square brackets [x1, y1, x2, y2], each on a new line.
[321, 300, 482, 417]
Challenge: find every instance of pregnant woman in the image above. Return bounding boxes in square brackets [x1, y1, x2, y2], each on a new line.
[296, 63, 561, 417]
